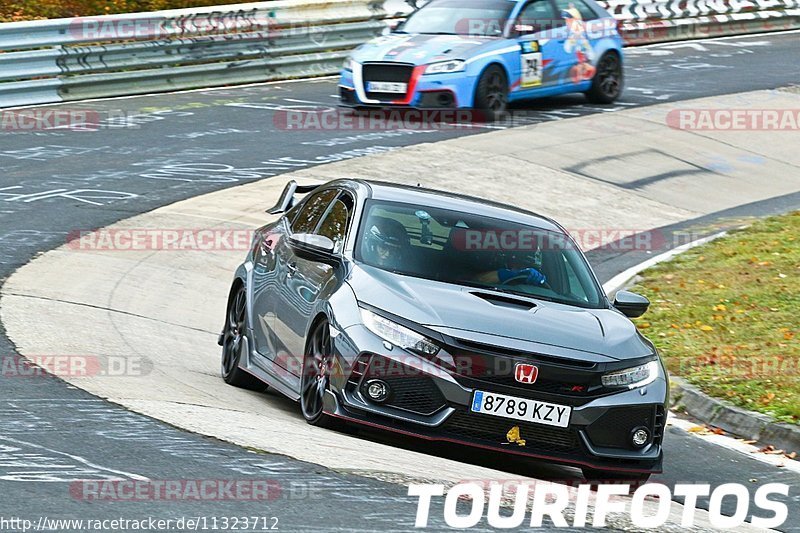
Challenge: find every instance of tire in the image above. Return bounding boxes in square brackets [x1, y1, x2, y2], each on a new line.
[581, 467, 651, 486]
[221, 284, 267, 391]
[585, 52, 623, 104]
[473, 65, 508, 122]
[300, 321, 341, 429]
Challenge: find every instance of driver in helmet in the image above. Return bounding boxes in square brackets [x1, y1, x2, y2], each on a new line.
[363, 218, 407, 270]
[474, 252, 547, 286]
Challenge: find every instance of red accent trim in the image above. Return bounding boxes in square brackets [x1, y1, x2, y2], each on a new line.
[392, 65, 426, 105]
[327, 411, 659, 474]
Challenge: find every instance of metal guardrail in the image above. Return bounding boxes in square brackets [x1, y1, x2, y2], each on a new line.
[0, 0, 389, 108]
[0, 0, 797, 108]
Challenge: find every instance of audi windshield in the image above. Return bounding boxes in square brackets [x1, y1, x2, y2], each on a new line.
[399, 0, 515, 37]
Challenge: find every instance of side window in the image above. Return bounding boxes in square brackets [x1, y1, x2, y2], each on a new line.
[316, 193, 355, 253]
[290, 189, 337, 234]
[517, 0, 562, 33]
[555, 0, 598, 21]
[285, 201, 303, 227]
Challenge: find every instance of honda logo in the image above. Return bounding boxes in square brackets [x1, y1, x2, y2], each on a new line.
[514, 363, 539, 384]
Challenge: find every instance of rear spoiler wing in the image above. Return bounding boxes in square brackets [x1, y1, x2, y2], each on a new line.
[267, 180, 319, 215]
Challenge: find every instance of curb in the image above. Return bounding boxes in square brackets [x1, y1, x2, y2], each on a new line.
[670, 376, 800, 455]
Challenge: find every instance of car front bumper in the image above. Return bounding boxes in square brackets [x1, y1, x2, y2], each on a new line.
[338, 66, 476, 109]
[325, 323, 667, 474]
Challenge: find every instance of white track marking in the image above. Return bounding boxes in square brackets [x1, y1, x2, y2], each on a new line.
[0, 436, 150, 480]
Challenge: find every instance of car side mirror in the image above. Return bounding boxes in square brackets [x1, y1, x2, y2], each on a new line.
[513, 23, 534, 36]
[288, 233, 337, 262]
[613, 290, 650, 319]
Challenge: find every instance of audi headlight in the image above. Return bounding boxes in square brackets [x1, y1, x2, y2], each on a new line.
[343, 58, 355, 71]
[424, 60, 465, 75]
[601, 361, 659, 389]
[360, 308, 439, 355]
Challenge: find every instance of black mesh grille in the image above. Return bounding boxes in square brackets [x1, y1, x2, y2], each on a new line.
[443, 409, 581, 454]
[450, 348, 604, 402]
[362, 63, 413, 101]
[463, 373, 600, 397]
[362, 355, 446, 416]
[586, 406, 656, 449]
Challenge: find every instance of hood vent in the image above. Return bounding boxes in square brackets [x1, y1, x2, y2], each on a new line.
[469, 291, 537, 311]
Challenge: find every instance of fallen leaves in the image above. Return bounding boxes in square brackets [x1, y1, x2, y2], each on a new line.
[687, 424, 725, 436]
[757, 445, 787, 455]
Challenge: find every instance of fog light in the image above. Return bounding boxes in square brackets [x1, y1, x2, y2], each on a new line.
[631, 427, 650, 448]
[366, 380, 389, 402]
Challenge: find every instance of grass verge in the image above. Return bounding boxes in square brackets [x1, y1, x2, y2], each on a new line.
[629, 211, 800, 425]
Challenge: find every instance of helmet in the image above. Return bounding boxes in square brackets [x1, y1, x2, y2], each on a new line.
[363, 218, 407, 269]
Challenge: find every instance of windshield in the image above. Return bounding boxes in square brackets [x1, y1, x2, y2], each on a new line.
[355, 200, 605, 309]
[400, 0, 515, 37]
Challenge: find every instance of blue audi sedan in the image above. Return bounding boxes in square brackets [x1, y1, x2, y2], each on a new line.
[339, 0, 624, 119]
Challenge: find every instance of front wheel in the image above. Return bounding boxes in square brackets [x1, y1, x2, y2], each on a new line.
[474, 65, 508, 122]
[221, 284, 267, 391]
[300, 321, 340, 429]
[585, 52, 623, 104]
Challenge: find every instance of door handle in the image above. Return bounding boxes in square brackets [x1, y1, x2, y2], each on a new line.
[286, 262, 298, 277]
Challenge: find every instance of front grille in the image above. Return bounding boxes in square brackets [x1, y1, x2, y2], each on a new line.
[360, 355, 446, 416]
[586, 406, 657, 449]
[449, 346, 603, 402]
[362, 63, 413, 101]
[443, 409, 581, 454]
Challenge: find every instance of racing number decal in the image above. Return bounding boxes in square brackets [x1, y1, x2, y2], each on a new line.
[520, 41, 543, 88]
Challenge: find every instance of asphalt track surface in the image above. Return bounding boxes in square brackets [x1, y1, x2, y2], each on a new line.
[1, 31, 799, 531]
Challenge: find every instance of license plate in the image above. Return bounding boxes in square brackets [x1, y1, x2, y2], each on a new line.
[367, 81, 407, 93]
[470, 390, 571, 428]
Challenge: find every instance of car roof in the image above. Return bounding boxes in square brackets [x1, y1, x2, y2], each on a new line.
[343, 179, 564, 233]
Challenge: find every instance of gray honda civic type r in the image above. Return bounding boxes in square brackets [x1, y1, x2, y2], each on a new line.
[219, 178, 668, 481]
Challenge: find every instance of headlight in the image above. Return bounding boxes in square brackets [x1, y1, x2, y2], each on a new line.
[360, 308, 439, 355]
[424, 60, 465, 75]
[343, 58, 355, 71]
[601, 361, 659, 389]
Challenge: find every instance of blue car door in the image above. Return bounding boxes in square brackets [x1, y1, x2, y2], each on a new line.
[510, 0, 572, 94]
[553, 0, 604, 86]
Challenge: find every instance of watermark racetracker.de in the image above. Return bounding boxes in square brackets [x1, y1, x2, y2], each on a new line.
[667, 109, 800, 131]
[66, 227, 712, 253]
[0, 355, 152, 378]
